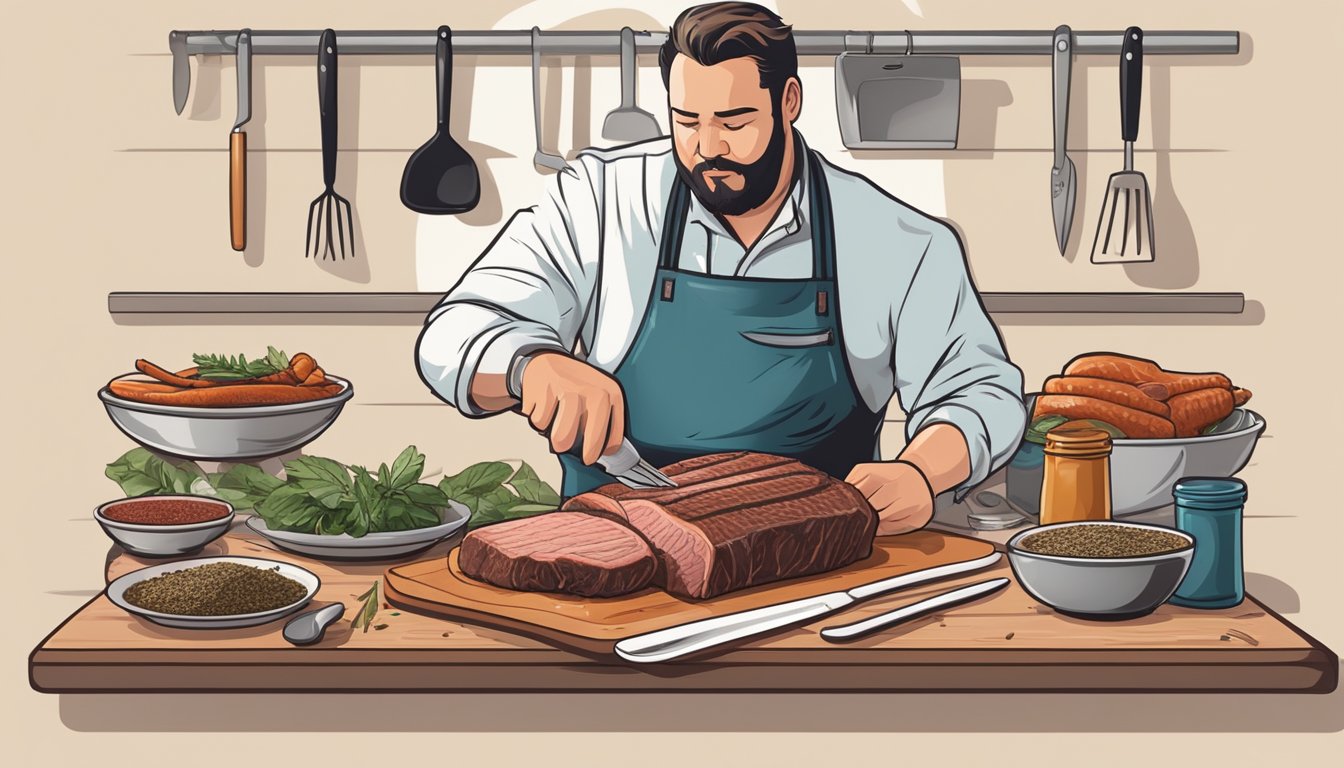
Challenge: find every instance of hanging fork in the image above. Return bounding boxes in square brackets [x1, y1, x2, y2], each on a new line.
[305, 28, 356, 260]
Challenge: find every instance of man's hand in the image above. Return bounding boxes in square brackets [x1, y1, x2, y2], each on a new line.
[845, 461, 936, 536]
[520, 351, 626, 465]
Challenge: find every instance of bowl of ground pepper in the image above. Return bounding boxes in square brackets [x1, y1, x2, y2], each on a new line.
[1008, 521, 1195, 620]
[107, 556, 319, 629]
[95, 495, 234, 557]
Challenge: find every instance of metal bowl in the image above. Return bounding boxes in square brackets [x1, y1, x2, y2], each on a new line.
[107, 556, 319, 629]
[95, 495, 234, 557]
[1007, 520, 1194, 620]
[98, 376, 353, 461]
[1007, 407, 1265, 516]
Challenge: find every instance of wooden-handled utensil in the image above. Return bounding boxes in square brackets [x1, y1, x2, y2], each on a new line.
[229, 29, 252, 251]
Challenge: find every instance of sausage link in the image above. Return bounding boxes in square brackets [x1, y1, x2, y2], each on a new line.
[1042, 376, 1170, 417]
[1168, 388, 1235, 437]
[1033, 395, 1176, 439]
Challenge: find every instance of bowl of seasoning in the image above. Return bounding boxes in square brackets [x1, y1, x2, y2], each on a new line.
[107, 556, 319, 629]
[1007, 521, 1194, 620]
[95, 495, 235, 557]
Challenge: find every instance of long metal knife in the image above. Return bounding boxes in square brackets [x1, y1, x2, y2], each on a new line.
[1051, 24, 1077, 255]
[613, 552, 1002, 663]
[170, 31, 190, 114]
[230, 29, 252, 251]
[820, 577, 1009, 641]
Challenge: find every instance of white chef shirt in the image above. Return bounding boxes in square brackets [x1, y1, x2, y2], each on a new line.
[415, 135, 1026, 496]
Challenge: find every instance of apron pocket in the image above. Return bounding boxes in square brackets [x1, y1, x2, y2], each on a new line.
[740, 329, 834, 348]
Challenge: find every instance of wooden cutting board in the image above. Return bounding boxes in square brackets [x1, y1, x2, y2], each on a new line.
[384, 530, 996, 655]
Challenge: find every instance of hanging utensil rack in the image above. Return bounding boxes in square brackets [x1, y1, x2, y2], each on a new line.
[169, 28, 1239, 112]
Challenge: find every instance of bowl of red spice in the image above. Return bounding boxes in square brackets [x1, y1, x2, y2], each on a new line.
[95, 495, 235, 557]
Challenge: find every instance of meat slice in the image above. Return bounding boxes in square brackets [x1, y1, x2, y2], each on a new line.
[457, 512, 656, 597]
[563, 452, 877, 599]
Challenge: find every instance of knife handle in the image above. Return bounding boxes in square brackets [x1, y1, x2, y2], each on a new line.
[1120, 26, 1143, 142]
[820, 578, 1010, 642]
[1051, 25, 1071, 167]
[229, 130, 246, 251]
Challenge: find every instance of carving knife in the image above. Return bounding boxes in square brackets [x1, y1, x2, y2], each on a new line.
[1051, 24, 1077, 255]
[170, 31, 190, 115]
[613, 552, 1002, 663]
[230, 29, 253, 251]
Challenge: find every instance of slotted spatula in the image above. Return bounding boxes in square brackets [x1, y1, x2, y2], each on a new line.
[1091, 27, 1155, 264]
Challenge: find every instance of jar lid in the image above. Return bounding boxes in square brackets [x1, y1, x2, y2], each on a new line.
[1044, 427, 1113, 457]
[1174, 477, 1248, 508]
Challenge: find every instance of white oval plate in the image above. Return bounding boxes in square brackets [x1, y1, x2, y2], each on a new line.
[108, 556, 319, 629]
[244, 500, 471, 561]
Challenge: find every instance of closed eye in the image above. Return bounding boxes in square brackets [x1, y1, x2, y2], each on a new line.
[723, 122, 748, 132]
[675, 120, 698, 130]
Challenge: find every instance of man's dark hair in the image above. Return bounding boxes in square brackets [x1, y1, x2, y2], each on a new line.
[658, 2, 798, 100]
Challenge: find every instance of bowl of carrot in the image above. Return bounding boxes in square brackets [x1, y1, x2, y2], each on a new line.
[98, 348, 354, 461]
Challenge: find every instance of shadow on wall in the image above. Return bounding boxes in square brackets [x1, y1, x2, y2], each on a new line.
[57, 664, 1343, 733]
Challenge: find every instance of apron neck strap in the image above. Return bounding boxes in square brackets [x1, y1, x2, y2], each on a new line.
[659, 149, 837, 281]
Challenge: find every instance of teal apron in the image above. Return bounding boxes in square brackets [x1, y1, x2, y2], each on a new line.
[560, 151, 884, 496]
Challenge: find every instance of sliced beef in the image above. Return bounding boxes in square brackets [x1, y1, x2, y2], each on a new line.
[457, 512, 656, 597]
[563, 452, 877, 599]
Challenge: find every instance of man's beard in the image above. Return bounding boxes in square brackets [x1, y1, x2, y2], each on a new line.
[674, 110, 789, 217]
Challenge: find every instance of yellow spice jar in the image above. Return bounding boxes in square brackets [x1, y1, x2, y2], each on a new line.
[1039, 427, 1113, 525]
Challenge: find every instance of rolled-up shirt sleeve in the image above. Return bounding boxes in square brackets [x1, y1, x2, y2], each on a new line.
[415, 160, 601, 417]
[891, 226, 1026, 498]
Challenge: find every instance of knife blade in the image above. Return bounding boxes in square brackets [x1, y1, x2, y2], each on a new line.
[1051, 24, 1077, 255]
[613, 551, 1002, 663]
[170, 31, 190, 115]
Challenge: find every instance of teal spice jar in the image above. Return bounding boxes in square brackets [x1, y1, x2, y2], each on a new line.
[1169, 477, 1247, 609]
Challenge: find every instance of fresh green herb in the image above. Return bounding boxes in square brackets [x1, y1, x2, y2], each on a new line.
[191, 346, 289, 381]
[439, 460, 561, 530]
[105, 448, 207, 497]
[105, 447, 563, 536]
[352, 581, 380, 633]
[1024, 414, 1069, 445]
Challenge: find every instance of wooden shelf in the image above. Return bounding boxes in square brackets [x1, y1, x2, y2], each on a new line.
[108, 291, 1247, 317]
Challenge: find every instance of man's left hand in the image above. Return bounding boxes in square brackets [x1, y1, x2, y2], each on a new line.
[845, 462, 936, 536]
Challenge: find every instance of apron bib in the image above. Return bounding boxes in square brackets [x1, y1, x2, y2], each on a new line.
[560, 151, 884, 496]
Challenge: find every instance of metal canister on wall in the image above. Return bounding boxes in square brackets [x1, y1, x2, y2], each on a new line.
[1169, 477, 1247, 609]
[1039, 428, 1113, 525]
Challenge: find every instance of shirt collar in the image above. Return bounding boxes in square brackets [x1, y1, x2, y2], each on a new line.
[682, 132, 811, 245]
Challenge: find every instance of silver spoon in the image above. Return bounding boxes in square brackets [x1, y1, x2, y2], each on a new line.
[283, 603, 346, 646]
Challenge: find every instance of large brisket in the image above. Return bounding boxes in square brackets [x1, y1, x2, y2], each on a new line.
[458, 512, 657, 597]
[563, 452, 877, 599]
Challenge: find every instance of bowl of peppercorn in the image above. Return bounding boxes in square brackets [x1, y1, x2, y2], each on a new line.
[95, 495, 235, 557]
[1007, 520, 1195, 621]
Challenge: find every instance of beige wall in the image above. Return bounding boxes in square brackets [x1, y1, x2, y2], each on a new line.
[6, 0, 1343, 763]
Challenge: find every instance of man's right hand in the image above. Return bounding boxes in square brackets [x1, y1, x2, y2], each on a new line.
[519, 351, 626, 466]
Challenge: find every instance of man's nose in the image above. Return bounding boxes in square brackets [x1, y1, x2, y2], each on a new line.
[696, 125, 728, 160]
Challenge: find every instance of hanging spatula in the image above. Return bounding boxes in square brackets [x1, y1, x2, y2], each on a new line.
[601, 27, 661, 143]
[400, 25, 480, 214]
[1091, 27, 1155, 264]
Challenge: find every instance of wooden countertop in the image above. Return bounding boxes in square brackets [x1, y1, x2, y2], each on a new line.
[29, 524, 1337, 693]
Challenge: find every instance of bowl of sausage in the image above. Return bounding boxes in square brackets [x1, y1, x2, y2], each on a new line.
[98, 350, 353, 461]
[1006, 352, 1264, 516]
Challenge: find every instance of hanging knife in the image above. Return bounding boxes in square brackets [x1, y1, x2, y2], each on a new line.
[613, 552, 1002, 663]
[230, 29, 252, 251]
[1051, 24, 1077, 255]
[170, 31, 190, 115]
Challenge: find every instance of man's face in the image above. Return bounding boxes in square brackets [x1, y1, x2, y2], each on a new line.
[667, 55, 788, 216]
